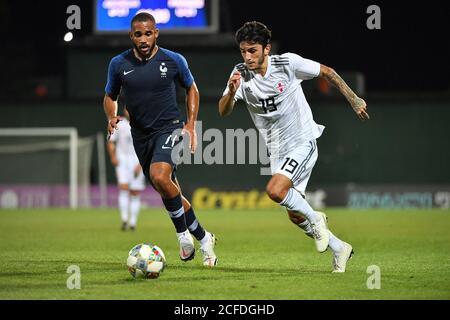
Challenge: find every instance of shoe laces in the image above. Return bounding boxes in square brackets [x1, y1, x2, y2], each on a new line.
[332, 255, 338, 268]
[311, 226, 322, 240]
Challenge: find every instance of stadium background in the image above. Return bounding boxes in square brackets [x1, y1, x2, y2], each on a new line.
[0, 0, 449, 302]
[0, 0, 449, 210]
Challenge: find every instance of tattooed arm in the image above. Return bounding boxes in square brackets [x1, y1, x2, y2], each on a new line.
[320, 65, 370, 121]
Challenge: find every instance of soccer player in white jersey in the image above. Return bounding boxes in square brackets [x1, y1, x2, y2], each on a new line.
[219, 21, 369, 273]
[107, 108, 146, 231]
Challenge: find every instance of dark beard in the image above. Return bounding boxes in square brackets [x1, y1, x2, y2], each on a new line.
[251, 55, 265, 71]
[257, 54, 265, 66]
[133, 42, 154, 59]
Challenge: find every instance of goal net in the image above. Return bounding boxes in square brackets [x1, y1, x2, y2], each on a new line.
[0, 128, 95, 209]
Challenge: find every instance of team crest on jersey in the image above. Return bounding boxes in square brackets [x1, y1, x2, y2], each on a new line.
[275, 81, 286, 93]
[160, 62, 168, 78]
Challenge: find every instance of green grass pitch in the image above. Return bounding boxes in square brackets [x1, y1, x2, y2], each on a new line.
[0, 208, 449, 299]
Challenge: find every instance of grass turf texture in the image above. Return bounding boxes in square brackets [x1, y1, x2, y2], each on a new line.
[0, 208, 449, 300]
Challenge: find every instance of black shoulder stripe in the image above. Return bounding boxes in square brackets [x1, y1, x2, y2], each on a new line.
[272, 64, 288, 69]
[272, 63, 289, 67]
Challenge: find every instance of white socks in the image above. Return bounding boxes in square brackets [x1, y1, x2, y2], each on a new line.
[298, 220, 344, 253]
[129, 195, 141, 227]
[280, 188, 346, 254]
[327, 232, 344, 253]
[179, 230, 210, 247]
[119, 191, 141, 227]
[280, 189, 321, 223]
[118, 190, 129, 223]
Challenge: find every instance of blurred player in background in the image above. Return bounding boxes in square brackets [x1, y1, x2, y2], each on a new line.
[107, 108, 145, 231]
[103, 12, 217, 267]
[219, 21, 369, 272]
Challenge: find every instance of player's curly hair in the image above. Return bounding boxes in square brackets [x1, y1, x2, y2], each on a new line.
[235, 21, 272, 47]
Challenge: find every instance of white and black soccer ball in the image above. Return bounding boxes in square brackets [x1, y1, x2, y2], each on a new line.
[127, 243, 166, 279]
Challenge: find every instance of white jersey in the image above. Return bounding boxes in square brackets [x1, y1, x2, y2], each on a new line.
[109, 119, 139, 165]
[223, 52, 325, 158]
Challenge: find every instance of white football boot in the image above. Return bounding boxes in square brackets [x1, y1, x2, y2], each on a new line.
[178, 231, 195, 261]
[317, 211, 329, 226]
[316, 211, 354, 272]
[332, 242, 354, 273]
[199, 232, 218, 267]
[310, 212, 330, 253]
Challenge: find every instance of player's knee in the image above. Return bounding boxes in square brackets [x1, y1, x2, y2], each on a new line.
[266, 183, 288, 203]
[150, 171, 170, 190]
[266, 174, 292, 203]
[266, 188, 280, 202]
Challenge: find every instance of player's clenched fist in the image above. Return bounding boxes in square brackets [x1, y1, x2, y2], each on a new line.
[107, 116, 122, 138]
[228, 71, 241, 93]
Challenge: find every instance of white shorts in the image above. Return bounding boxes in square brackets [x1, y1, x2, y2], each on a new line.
[115, 158, 146, 191]
[271, 140, 318, 196]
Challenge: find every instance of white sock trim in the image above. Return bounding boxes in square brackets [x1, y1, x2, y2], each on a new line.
[168, 207, 184, 219]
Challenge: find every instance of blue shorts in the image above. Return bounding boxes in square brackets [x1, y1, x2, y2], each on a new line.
[132, 124, 183, 183]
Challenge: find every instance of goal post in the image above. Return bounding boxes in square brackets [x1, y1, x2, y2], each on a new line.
[0, 127, 94, 209]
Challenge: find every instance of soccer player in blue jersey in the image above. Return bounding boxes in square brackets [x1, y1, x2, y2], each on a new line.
[103, 12, 217, 267]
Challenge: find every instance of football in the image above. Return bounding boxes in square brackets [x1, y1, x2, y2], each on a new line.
[127, 243, 167, 279]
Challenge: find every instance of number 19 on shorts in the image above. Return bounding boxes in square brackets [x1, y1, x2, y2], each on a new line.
[281, 157, 299, 174]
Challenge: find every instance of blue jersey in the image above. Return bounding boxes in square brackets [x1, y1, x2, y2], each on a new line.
[105, 47, 194, 137]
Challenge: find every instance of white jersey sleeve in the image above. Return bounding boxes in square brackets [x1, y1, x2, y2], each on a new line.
[222, 64, 245, 101]
[283, 52, 321, 80]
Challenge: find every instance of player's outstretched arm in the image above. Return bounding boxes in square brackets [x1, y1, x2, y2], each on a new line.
[319, 65, 370, 121]
[219, 71, 241, 117]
